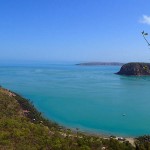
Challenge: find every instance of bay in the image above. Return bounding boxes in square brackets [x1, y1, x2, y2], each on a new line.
[0, 64, 150, 137]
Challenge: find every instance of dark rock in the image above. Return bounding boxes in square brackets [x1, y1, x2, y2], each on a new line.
[116, 62, 150, 76]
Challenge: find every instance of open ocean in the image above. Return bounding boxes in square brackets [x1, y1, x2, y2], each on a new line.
[0, 63, 150, 137]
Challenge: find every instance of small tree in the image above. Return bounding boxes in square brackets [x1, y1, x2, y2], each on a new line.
[142, 31, 150, 47]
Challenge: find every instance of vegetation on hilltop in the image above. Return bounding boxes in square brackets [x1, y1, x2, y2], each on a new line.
[0, 87, 149, 149]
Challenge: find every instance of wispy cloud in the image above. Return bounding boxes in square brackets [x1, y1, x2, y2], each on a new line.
[140, 15, 150, 25]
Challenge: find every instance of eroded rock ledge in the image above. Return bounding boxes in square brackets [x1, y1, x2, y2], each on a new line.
[116, 62, 150, 76]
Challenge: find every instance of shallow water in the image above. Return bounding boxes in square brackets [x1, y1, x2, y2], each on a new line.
[0, 64, 150, 137]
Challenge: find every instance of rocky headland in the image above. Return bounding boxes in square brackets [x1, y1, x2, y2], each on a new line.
[116, 62, 150, 76]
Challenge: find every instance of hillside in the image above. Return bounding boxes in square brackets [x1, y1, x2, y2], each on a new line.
[0, 87, 148, 150]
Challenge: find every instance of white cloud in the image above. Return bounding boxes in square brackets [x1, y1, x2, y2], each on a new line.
[140, 15, 150, 25]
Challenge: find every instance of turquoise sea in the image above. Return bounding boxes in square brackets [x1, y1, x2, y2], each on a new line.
[0, 63, 150, 137]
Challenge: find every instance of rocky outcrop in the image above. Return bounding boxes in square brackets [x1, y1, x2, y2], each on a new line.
[116, 63, 150, 76]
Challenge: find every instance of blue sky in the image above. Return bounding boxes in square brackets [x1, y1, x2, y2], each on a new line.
[0, 0, 150, 63]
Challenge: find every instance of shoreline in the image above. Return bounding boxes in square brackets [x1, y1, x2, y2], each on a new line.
[0, 86, 136, 146]
[55, 122, 136, 138]
[58, 125, 136, 146]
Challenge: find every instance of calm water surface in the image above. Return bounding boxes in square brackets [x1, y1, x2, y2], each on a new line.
[0, 64, 150, 137]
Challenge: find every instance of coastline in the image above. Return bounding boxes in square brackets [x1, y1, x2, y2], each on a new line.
[69, 127, 135, 146]
[0, 86, 135, 146]
[76, 62, 124, 66]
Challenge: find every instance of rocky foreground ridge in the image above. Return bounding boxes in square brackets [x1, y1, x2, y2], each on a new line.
[116, 62, 150, 76]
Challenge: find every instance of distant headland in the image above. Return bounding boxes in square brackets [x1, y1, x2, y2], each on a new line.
[76, 62, 124, 66]
[116, 62, 150, 76]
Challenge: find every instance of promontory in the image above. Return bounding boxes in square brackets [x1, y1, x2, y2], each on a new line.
[116, 62, 150, 76]
[76, 62, 124, 66]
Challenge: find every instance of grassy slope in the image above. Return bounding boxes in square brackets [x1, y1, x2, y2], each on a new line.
[0, 87, 146, 150]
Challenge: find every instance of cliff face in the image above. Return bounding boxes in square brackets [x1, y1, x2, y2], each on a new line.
[116, 63, 150, 76]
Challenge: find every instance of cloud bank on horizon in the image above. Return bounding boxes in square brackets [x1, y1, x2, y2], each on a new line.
[140, 15, 150, 25]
